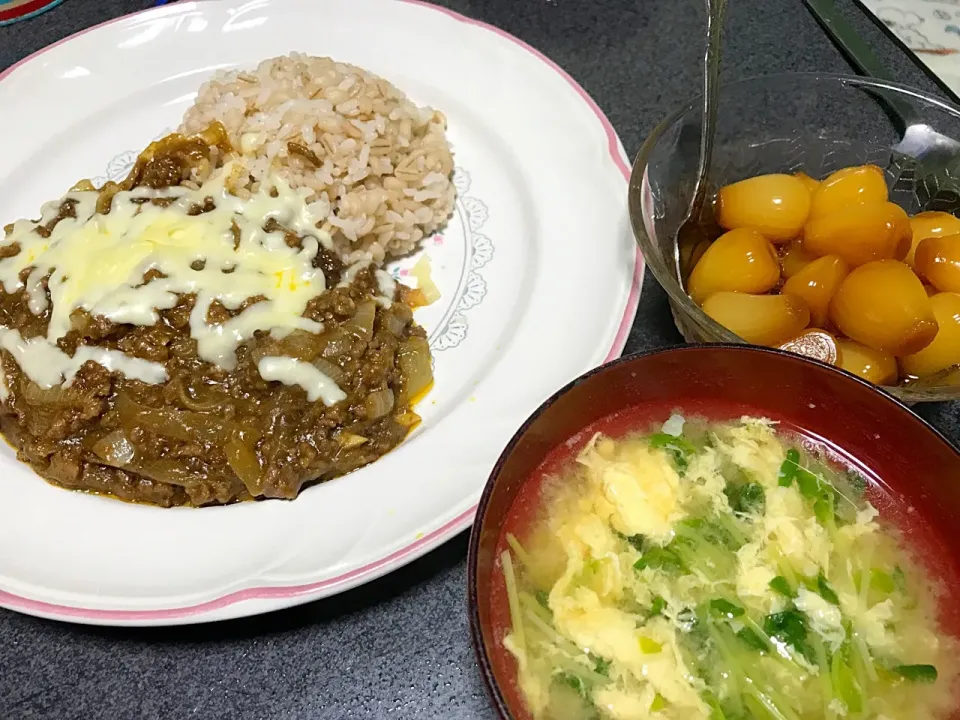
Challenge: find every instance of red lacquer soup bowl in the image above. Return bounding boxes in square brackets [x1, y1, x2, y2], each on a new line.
[466, 344, 960, 719]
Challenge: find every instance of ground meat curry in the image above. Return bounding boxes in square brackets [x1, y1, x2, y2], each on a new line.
[0, 125, 433, 506]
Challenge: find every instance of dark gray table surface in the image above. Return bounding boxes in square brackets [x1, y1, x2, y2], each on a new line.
[2, 1, 959, 718]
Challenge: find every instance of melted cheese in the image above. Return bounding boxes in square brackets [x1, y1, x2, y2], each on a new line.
[375, 269, 396, 298]
[0, 164, 350, 397]
[339, 259, 372, 287]
[340, 262, 394, 308]
[0, 327, 166, 388]
[256, 356, 346, 406]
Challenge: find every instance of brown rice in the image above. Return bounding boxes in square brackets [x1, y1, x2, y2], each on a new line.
[179, 53, 456, 264]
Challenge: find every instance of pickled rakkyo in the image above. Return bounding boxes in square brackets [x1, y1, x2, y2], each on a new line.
[793, 171, 820, 195]
[836, 338, 898, 385]
[781, 254, 848, 327]
[715, 173, 810, 242]
[902, 292, 960, 378]
[808, 164, 887, 217]
[702, 291, 809, 346]
[907, 211, 960, 268]
[830, 260, 938, 356]
[914, 233, 960, 294]
[779, 240, 816, 279]
[696, 164, 960, 387]
[687, 228, 780, 304]
[804, 201, 911, 267]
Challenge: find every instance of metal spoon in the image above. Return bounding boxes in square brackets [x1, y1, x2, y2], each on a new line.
[676, 0, 728, 285]
[804, 0, 960, 205]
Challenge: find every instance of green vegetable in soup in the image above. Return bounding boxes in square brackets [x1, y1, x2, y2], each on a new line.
[763, 610, 813, 660]
[650, 693, 668, 712]
[768, 576, 795, 598]
[592, 656, 611, 677]
[649, 595, 667, 618]
[558, 672, 588, 698]
[650, 432, 698, 473]
[710, 598, 745, 619]
[726, 480, 766, 516]
[895, 664, 939, 683]
[635, 546, 685, 573]
[816, 572, 840, 605]
[870, 568, 897, 595]
[736, 627, 768, 652]
[795, 466, 822, 499]
[831, 651, 864, 713]
[777, 448, 801, 487]
[813, 490, 835, 528]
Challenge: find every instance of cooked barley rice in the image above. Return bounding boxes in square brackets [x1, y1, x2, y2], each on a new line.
[180, 53, 455, 264]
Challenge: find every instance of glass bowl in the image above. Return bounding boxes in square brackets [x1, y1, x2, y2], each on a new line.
[628, 73, 960, 403]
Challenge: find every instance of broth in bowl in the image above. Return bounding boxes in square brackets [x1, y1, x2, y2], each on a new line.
[495, 414, 959, 719]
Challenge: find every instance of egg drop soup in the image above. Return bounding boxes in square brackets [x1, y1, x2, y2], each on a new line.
[497, 415, 960, 720]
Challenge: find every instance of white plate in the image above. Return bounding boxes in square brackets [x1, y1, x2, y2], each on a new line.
[0, 0, 642, 625]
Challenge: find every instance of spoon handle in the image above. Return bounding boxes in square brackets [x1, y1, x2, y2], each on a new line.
[691, 0, 727, 219]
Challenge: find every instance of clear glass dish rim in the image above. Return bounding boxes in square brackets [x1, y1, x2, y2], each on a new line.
[627, 71, 960, 403]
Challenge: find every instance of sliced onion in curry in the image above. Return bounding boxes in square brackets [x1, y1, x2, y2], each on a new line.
[175, 378, 226, 413]
[364, 388, 395, 420]
[311, 357, 346, 385]
[397, 336, 432, 404]
[344, 300, 376, 343]
[319, 329, 354, 359]
[224, 432, 263, 496]
[337, 432, 368, 449]
[394, 410, 421, 430]
[91, 430, 136, 467]
[22, 383, 72, 407]
[383, 311, 408, 337]
[116, 393, 241, 445]
[128, 458, 208, 488]
[278, 329, 329, 361]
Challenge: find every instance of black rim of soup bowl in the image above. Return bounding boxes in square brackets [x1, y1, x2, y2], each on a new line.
[465, 343, 960, 719]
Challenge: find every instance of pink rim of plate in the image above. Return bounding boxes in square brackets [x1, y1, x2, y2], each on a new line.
[0, 0, 644, 623]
